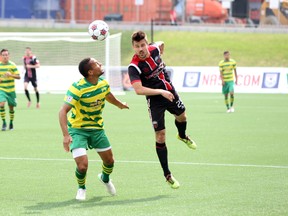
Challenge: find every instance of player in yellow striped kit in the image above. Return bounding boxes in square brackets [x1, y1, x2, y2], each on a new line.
[59, 57, 129, 200]
[219, 51, 238, 113]
[0, 49, 20, 131]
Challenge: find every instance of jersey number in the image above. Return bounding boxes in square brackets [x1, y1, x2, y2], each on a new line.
[176, 99, 185, 109]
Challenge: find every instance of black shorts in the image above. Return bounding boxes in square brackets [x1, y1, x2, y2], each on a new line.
[147, 91, 186, 131]
[24, 76, 38, 88]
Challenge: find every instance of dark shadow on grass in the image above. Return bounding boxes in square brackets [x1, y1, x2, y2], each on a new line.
[23, 198, 91, 214]
[24, 195, 169, 214]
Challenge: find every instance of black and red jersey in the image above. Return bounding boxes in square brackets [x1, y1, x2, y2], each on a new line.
[23, 55, 39, 79]
[128, 44, 174, 92]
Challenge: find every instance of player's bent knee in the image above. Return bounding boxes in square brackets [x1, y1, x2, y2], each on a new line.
[77, 163, 88, 173]
[105, 157, 114, 166]
[73, 148, 88, 172]
[96, 147, 114, 165]
[155, 130, 166, 143]
[176, 113, 187, 122]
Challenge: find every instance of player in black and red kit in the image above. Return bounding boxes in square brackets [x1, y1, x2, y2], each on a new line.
[23, 47, 40, 108]
[128, 31, 197, 189]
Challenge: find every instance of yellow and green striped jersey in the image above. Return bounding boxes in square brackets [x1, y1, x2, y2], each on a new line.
[0, 61, 19, 93]
[64, 77, 110, 129]
[219, 59, 236, 82]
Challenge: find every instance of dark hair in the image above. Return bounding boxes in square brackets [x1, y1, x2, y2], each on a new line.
[131, 31, 147, 44]
[223, 51, 229, 55]
[78, 58, 91, 78]
[26, 47, 31, 50]
[1, 49, 9, 54]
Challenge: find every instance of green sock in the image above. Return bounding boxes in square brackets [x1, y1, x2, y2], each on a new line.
[9, 110, 15, 123]
[75, 168, 86, 189]
[0, 107, 5, 122]
[230, 95, 234, 107]
[102, 163, 114, 183]
[224, 97, 229, 109]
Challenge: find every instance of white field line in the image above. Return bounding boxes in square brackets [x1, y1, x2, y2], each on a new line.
[0, 156, 287, 169]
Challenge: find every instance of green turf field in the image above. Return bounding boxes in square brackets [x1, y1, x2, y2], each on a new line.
[122, 31, 288, 67]
[1, 27, 288, 67]
[0, 92, 287, 216]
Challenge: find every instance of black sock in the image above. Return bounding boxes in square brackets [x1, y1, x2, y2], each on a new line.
[25, 90, 31, 101]
[156, 142, 170, 177]
[175, 120, 187, 139]
[36, 91, 40, 103]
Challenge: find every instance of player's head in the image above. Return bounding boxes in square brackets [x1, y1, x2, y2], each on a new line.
[131, 31, 148, 44]
[1, 49, 10, 63]
[79, 58, 92, 77]
[223, 51, 230, 60]
[131, 31, 149, 60]
[78, 57, 103, 78]
[1, 48, 9, 55]
[25, 47, 32, 56]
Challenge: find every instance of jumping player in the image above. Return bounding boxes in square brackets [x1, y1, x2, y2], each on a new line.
[128, 31, 197, 189]
[219, 51, 238, 113]
[23, 47, 40, 108]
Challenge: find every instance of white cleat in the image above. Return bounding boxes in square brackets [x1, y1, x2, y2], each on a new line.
[230, 107, 235, 113]
[98, 173, 116, 196]
[76, 188, 86, 201]
[226, 108, 231, 113]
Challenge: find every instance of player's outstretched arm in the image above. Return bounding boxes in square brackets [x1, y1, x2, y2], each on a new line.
[105, 93, 129, 109]
[132, 82, 174, 102]
[59, 104, 73, 152]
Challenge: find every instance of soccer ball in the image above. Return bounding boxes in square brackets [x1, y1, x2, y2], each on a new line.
[88, 20, 109, 41]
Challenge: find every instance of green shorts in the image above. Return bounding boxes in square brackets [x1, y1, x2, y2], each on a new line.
[68, 128, 111, 152]
[222, 81, 235, 95]
[0, 90, 17, 107]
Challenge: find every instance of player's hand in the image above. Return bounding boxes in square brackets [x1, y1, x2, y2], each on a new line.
[235, 79, 238, 85]
[161, 90, 175, 102]
[26, 64, 32, 69]
[120, 102, 129, 109]
[4, 72, 12, 77]
[63, 135, 72, 152]
[222, 81, 225, 86]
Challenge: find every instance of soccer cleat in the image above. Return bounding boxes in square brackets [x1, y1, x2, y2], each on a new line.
[226, 109, 231, 113]
[177, 135, 197, 150]
[76, 188, 86, 201]
[98, 173, 116, 196]
[166, 174, 180, 189]
[230, 107, 235, 113]
[36, 103, 40, 109]
[9, 122, 13, 131]
[27, 101, 31, 108]
[1, 122, 7, 131]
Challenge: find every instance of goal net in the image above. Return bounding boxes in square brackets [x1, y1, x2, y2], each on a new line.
[0, 32, 123, 93]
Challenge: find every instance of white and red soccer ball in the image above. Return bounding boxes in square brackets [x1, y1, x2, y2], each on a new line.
[88, 20, 109, 41]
